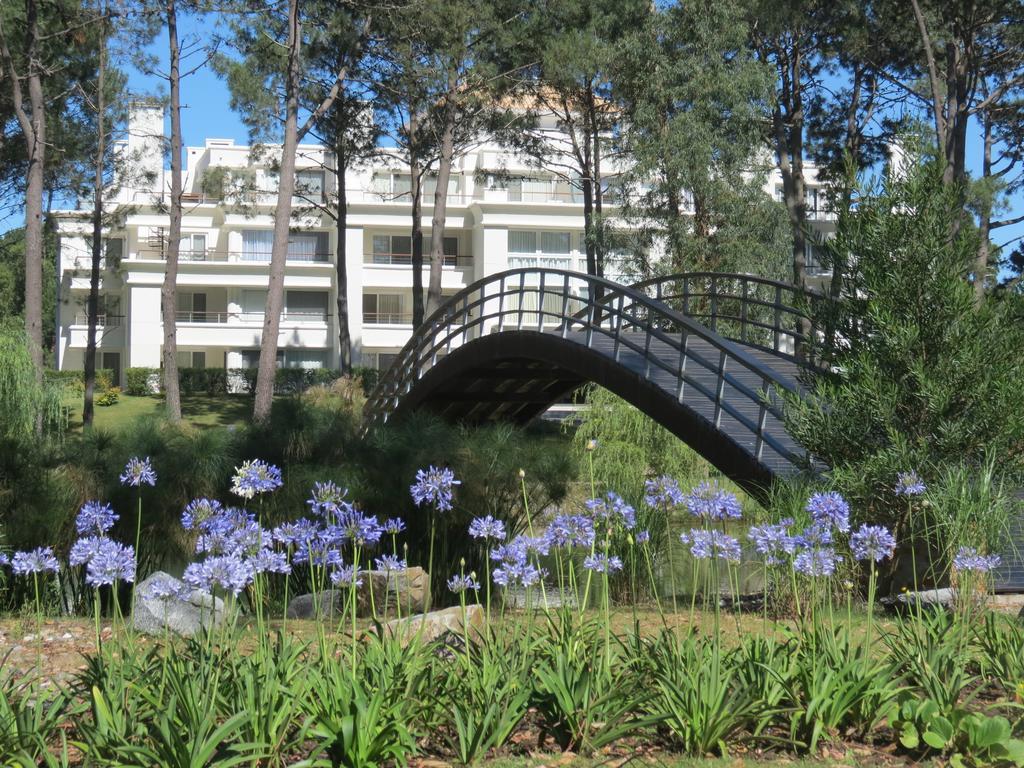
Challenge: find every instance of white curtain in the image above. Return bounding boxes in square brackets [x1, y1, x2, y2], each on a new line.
[242, 230, 273, 262]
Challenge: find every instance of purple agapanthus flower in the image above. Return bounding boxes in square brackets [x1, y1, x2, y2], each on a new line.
[0, 553, 9, 567]
[492, 561, 544, 588]
[272, 520, 313, 547]
[585, 491, 636, 529]
[794, 522, 834, 549]
[307, 481, 349, 518]
[70, 536, 108, 566]
[683, 481, 743, 521]
[336, 509, 383, 547]
[329, 563, 363, 587]
[468, 515, 506, 541]
[183, 554, 254, 596]
[895, 471, 927, 497]
[850, 524, 896, 562]
[119, 456, 156, 488]
[636, 530, 651, 545]
[249, 548, 291, 575]
[447, 573, 481, 593]
[230, 459, 283, 499]
[545, 514, 595, 549]
[85, 541, 136, 586]
[144, 575, 187, 601]
[410, 465, 460, 512]
[374, 554, 406, 572]
[748, 519, 796, 565]
[383, 518, 406, 535]
[583, 553, 624, 573]
[806, 492, 850, 533]
[11, 547, 60, 575]
[76, 501, 118, 537]
[181, 498, 223, 532]
[681, 529, 742, 562]
[953, 546, 1001, 573]
[793, 547, 841, 577]
[644, 475, 685, 509]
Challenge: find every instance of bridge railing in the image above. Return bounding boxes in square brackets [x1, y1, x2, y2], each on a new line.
[621, 272, 830, 364]
[365, 269, 811, 470]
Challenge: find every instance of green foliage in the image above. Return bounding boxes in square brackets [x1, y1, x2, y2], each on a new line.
[784, 161, 1024, 570]
[439, 639, 533, 765]
[95, 387, 119, 407]
[301, 642, 420, 768]
[0, 322, 65, 438]
[531, 617, 652, 753]
[779, 628, 903, 752]
[614, 0, 789, 278]
[125, 367, 158, 396]
[644, 631, 763, 756]
[179, 368, 228, 396]
[894, 697, 1024, 766]
[0, 677, 73, 768]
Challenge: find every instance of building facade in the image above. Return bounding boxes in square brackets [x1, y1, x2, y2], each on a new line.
[54, 104, 836, 385]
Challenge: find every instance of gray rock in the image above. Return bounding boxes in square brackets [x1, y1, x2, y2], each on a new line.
[286, 567, 428, 620]
[133, 571, 225, 637]
[382, 604, 485, 645]
[882, 587, 958, 614]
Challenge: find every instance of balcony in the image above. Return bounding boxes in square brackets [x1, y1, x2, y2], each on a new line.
[175, 310, 329, 324]
[135, 249, 331, 264]
[72, 313, 123, 326]
[363, 311, 413, 325]
[363, 252, 473, 268]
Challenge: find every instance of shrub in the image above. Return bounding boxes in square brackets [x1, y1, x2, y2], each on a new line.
[96, 387, 120, 407]
[124, 367, 158, 396]
[178, 367, 228, 395]
[784, 160, 1024, 584]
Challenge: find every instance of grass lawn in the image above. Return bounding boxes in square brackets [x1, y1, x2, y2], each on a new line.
[62, 393, 254, 432]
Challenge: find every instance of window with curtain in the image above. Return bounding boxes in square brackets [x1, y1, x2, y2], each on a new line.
[363, 293, 408, 324]
[241, 289, 267, 322]
[287, 232, 329, 262]
[285, 291, 328, 322]
[242, 230, 273, 262]
[295, 169, 325, 201]
[371, 234, 412, 264]
[508, 231, 537, 254]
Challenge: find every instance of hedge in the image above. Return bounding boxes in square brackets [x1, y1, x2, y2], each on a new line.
[114, 366, 381, 397]
[46, 368, 115, 393]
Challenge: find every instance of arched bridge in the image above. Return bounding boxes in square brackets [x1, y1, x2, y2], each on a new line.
[364, 269, 829, 496]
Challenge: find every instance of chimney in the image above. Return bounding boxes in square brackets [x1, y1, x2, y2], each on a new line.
[127, 99, 166, 195]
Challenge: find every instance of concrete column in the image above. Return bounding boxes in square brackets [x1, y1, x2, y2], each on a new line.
[346, 225, 364, 363]
[128, 285, 162, 367]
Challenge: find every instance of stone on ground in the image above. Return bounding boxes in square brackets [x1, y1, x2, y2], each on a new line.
[285, 567, 428, 619]
[382, 604, 484, 644]
[133, 571, 224, 636]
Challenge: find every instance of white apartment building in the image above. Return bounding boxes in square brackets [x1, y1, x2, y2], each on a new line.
[53, 103, 836, 386]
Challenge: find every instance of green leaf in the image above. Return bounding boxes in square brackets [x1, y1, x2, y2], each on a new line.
[899, 722, 920, 749]
[923, 729, 950, 750]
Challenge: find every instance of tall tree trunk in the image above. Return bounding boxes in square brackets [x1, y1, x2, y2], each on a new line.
[410, 125, 425, 327]
[425, 83, 456, 318]
[253, 0, 301, 424]
[335, 147, 351, 373]
[588, 89, 605, 281]
[0, 1, 45, 388]
[84, 6, 107, 428]
[161, 0, 183, 420]
[770, 42, 810, 357]
[975, 110, 994, 301]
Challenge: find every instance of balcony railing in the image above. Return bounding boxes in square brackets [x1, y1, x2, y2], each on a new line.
[364, 253, 473, 267]
[175, 310, 329, 324]
[135, 249, 331, 264]
[364, 312, 413, 325]
[72, 313, 123, 326]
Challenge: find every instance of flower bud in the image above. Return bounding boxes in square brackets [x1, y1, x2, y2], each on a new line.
[518, 468, 526, 478]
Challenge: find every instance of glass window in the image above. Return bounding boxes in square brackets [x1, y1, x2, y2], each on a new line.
[103, 237, 124, 262]
[508, 231, 537, 253]
[286, 291, 328, 321]
[541, 232, 570, 254]
[242, 230, 273, 262]
[287, 232, 329, 261]
[295, 169, 325, 200]
[443, 237, 458, 257]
